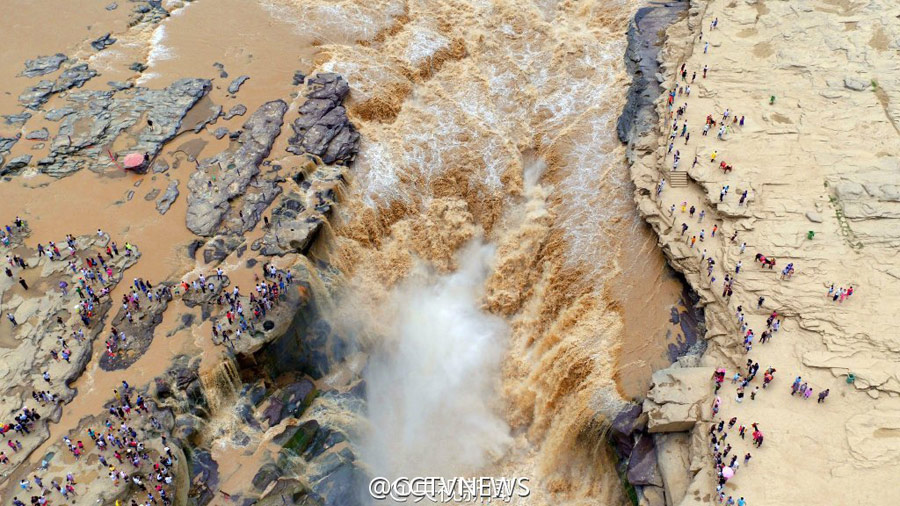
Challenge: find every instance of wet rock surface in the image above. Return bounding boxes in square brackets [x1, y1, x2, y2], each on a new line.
[19, 63, 99, 110]
[38, 78, 210, 176]
[260, 379, 316, 427]
[44, 107, 75, 121]
[3, 112, 33, 125]
[228, 75, 250, 94]
[0, 133, 20, 152]
[4, 154, 33, 172]
[25, 127, 50, 141]
[90, 32, 117, 51]
[156, 179, 180, 215]
[99, 287, 174, 371]
[617, 1, 689, 149]
[224, 103, 247, 119]
[286, 73, 359, 165]
[22, 53, 68, 77]
[186, 100, 287, 236]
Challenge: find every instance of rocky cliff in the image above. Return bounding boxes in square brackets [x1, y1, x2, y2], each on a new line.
[623, 0, 900, 505]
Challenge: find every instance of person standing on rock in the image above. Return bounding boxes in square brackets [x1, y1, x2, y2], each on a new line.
[18, 277, 28, 290]
[7, 313, 17, 326]
[818, 389, 830, 403]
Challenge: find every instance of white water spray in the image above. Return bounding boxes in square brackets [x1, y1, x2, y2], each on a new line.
[359, 241, 512, 479]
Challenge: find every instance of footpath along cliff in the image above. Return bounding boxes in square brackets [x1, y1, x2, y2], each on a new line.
[623, 0, 900, 505]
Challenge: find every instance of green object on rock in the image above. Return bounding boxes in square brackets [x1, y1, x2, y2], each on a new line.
[846, 373, 855, 384]
[807, 230, 815, 240]
[770, 95, 776, 104]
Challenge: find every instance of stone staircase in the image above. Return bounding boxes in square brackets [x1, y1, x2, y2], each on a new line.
[668, 170, 689, 188]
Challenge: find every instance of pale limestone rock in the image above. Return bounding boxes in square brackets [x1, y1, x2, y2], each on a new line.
[640, 485, 667, 506]
[643, 367, 714, 433]
[655, 433, 692, 506]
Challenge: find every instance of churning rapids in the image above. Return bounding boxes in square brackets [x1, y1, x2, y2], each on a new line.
[0, 0, 687, 504]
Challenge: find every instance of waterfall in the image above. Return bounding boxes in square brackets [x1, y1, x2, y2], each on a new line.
[200, 354, 242, 414]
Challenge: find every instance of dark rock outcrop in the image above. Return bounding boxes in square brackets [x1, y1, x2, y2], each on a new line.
[90, 33, 117, 51]
[54, 64, 97, 92]
[307, 455, 368, 506]
[274, 419, 320, 457]
[3, 112, 32, 125]
[108, 80, 134, 91]
[4, 154, 32, 171]
[25, 128, 50, 141]
[257, 191, 321, 256]
[152, 159, 170, 173]
[22, 53, 68, 77]
[227, 75, 250, 94]
[627, 433, 663, 487]
[617, 2, 688, 148]
[186, 100, 287, 236]
[37, 78, 210, 176]
[156, 180, 180, 215]
[252, 462, 284, 491]
[201, 236, 243, 265]
[188, 448, 219, 506]
[19, 63, 98, 109]
[99, 287, 173, 371]
[257, 165, 344, 256]
[18, 81, 55, 110]
[610, 403, 643, 459]
[286, 73, 359, 165]
[0, 134, 20, 152]
[260, 379, 316, 427]
[44, 107, 75, 121]
[223, 104, 246, 119]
